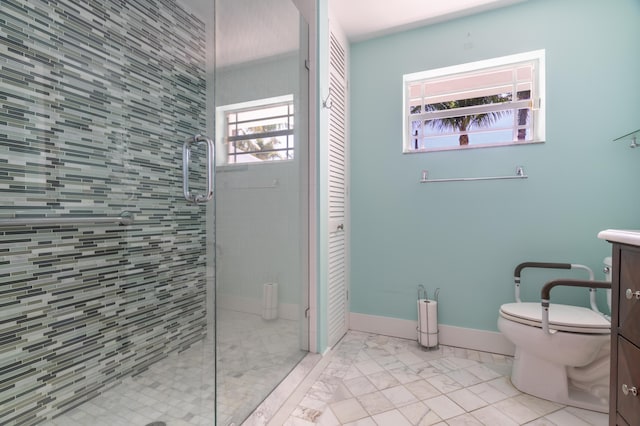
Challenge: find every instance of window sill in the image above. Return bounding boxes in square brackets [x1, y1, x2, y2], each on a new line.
[402, 139, 545, 154]
[217, 158, 295, 170]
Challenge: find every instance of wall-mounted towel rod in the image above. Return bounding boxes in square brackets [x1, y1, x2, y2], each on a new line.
[0, 211, 135, 227]
[222, 179, 279, 190]
[613, 128, 639, 148]
[419, 166, 527, 183]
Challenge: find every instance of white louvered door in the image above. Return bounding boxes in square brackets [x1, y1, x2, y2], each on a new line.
[327, 21, 349, 348]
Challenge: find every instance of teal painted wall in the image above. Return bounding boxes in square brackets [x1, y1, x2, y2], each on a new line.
[349, 0, 640, 332]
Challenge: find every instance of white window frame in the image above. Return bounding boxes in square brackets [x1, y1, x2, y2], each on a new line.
[402, 49, 545, 153]
[216, 94, 295, 166]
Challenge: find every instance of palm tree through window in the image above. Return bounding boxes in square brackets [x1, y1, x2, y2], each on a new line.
[403, 50, 545, 152]
[223, 97, 295, 164]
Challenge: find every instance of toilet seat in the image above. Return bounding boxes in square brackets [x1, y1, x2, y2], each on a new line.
[500, 302, 610, 334]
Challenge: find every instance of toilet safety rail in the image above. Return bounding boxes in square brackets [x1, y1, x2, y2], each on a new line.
[540, 279, 612, 334]
[513, 262, 601, 313]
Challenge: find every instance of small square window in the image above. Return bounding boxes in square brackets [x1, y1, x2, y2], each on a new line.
[403, 50, 545, 152]
[218, 95, 294, 165]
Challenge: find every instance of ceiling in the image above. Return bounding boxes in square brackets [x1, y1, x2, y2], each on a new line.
[331, 0, 528, 42]
[190, 0, 528, 68]
[215, 0, 300, 68]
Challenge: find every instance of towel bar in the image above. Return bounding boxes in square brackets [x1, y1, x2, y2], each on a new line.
[419, 166, 527, 183]
[0, 211, 135, 227]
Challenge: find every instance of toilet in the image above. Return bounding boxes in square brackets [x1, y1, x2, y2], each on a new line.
[497, 259, 612, 413]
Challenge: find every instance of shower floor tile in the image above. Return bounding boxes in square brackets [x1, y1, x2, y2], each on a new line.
[42, 309, 305, 426]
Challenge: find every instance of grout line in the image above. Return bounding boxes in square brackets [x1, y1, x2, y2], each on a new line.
[266, 347, 337, 426]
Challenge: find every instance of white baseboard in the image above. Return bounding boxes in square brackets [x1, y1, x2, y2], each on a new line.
[349, 312, 515, 356]
[218, 294, 300, 321]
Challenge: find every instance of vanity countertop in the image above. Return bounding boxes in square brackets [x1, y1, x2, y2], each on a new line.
[598, 229, 640, 247]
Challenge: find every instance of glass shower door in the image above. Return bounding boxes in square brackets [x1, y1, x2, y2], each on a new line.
[214, 0, 310, 424]
[1, 0, 309, 423]
[0, 0, 217, 424]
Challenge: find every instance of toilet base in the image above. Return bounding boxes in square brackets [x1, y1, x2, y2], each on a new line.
[511, 348, 609, 413]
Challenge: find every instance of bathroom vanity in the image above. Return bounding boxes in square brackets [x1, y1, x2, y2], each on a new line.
[598, 230, 640, 426]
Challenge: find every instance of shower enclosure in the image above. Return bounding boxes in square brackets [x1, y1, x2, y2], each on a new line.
[0, 0, 309, 425]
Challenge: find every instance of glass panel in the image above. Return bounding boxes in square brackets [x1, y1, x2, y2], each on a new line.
[423, 107, 529, 148]
[237, 116, 292, 135]
[236, 104, 291, 123]
[229, 136, 294, 162]
[411, 120, 422, 150]
[408, 83, 422, 99]
[425, 90, 513, 109]
[222, 97, 296, 164]
[424, 85, 515, 105]
[425, 69, 514, 97]
[215, 0, 309, 425]
[409, 100, 422, 114]
[517, 84, 532, 99]
[422, 127, 517, 149]
[516, 65, 533, 81]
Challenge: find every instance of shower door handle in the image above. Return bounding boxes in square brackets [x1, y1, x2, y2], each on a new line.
[183, 134, 215, 204]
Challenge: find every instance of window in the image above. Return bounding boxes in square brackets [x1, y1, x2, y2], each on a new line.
[403, 50, 545, 152]
[218, 95, 294, 164]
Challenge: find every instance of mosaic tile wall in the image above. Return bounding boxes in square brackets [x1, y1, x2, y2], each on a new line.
[0, 1, 209, 424]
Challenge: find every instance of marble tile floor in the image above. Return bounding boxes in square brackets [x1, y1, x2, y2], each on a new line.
[41, 335, 215, 426]
[276, 331, 609, 426]
[217, 310, 306, 425]
[42, 309, 306, 426]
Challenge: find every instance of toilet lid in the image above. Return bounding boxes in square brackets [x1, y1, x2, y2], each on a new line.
[499, 302, 610, 334]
